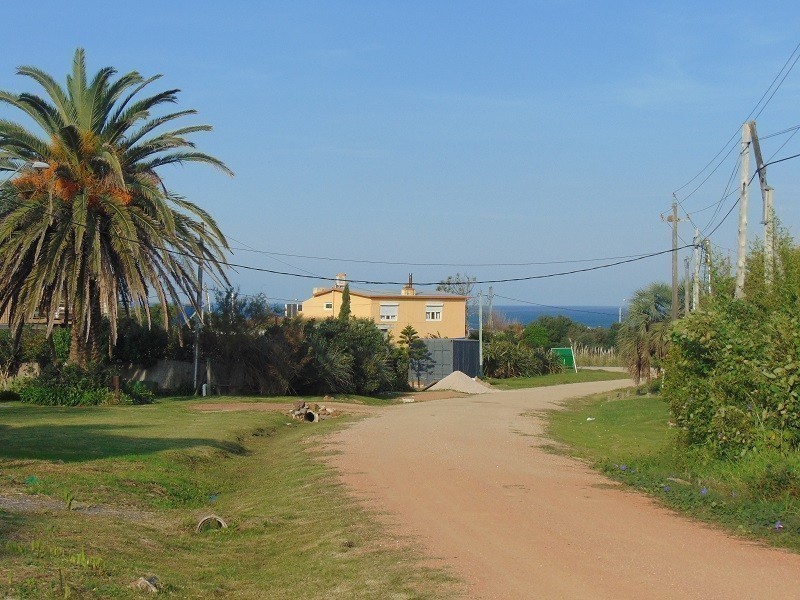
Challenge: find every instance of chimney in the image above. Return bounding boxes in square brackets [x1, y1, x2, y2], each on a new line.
[335, 273, 347, 289]
[401, 273, 416, 296]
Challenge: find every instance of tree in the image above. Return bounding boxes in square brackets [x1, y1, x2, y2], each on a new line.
[203, 289, 273, 393]
[437, 273, 476, 332]
[0, 49, 231, 367]
[616, 282, 672, 384]
[338, 283, 351, 321]
[398, 324, 419, 348]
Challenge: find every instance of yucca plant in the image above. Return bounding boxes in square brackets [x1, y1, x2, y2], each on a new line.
[0, 49, 231, 366]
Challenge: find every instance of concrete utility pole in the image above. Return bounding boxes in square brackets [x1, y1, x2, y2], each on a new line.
[692, 228, 701, 311]
[193, 237, 204, 395]
[488, 286, 494, 331]
[477, 291, 483, 378]
[684, 257, 691, 315]
[749, 121, 776, 286]
[662, 199, 682, 320]
[735, 123, 751, 299]
[705, 239, 713, 296]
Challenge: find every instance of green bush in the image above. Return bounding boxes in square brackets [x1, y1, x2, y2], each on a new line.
[0, 389, 21, 402]
[18, 363, 116, 407]
[483, 340, 564, 378]
[648, 378, 662, 394]
[664, 295, 800, 457]
[123, 380, 155, 404]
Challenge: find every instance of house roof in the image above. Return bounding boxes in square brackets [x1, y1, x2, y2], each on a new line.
[310, 287, 468, 301]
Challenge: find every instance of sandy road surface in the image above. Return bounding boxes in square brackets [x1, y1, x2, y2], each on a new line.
[329, 380, 800, 599]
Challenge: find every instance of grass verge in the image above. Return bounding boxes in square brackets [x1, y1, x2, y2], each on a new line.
[487, 369, 629, 390]
[0, 397, 457, 598]
[546, 391, 800, 553]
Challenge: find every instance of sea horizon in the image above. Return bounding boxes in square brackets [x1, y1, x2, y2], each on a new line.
[470, 304, 621, 330]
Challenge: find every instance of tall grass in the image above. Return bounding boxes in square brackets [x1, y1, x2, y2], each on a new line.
[573, 343, 623, 367]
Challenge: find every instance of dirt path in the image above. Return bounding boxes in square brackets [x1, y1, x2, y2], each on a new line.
[329, 380, 800, 599]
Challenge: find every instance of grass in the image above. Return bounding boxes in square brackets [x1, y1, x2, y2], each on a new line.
[486, 368, 629, 390]
[546, 390, 800, 553]
[0, 396, 457, 599]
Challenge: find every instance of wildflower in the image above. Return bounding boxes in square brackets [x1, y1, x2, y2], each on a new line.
[775, 521, 784, 531]
[700, 486, 708, 496]
[662, 485, 671, 492]
[619, 464, 627, 471]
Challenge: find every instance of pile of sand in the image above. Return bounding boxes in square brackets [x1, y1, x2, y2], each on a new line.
[428, 371, 493, 394]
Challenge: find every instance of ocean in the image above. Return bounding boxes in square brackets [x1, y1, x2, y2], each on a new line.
[469, 305, 620, 330]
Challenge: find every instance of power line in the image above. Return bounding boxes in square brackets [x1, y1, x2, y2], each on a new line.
[703, 151, 800, 239]
[492, 293, 617, 317]
[0, 189, 693, 287]
[672, 41, 800, 200]
[222, 244, 670, 268]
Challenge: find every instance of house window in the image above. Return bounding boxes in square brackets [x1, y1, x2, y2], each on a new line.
[425, 304, 443, 321]
[324, 302, 333, 311]
[380, 303, 399, 321]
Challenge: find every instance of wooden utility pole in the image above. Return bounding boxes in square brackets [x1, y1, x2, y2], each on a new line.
[749, 121, 776, 286]
[735, 123, 751, 299]
[692, 228, 700, 311]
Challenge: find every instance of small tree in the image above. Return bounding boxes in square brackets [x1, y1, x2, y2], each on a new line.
[338, 284, 351, 321]
[408, 339, 435, 387]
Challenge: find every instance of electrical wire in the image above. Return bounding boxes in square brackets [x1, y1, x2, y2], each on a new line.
[491, 293, 617, 317]
[0, 188, 693, 288]
[221, 244, 670, 268]
[672, 41, 800, 198]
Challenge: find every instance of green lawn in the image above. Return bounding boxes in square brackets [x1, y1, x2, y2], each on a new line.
[546, 391, 800, 553]
[0, 397, 456, 599]
[486, 368, 629, 390]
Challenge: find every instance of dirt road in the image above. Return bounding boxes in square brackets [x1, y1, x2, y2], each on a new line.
[329, 381, 800, 599]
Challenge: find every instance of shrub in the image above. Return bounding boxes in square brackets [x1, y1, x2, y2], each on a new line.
[648, 377, 662, 394]
[664, 295, 800, 457]
[483, 340, 564, 378]
[18, 363, 116, 407]
[123, 380, 155, 405]
[0, 389, 21, 402]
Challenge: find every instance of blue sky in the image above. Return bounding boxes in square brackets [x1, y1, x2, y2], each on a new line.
[4, 1, 800, 308]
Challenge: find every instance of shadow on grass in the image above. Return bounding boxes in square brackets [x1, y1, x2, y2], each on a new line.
[0, 422, 246, 462]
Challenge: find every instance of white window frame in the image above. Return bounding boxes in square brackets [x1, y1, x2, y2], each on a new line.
[324, 302, 333, 311]
[380, 303, 399, 322]
[425, 303, 443, 321]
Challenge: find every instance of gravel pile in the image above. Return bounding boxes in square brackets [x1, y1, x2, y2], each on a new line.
[428, 371, 493, 394]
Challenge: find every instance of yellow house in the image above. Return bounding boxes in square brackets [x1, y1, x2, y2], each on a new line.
[300, 274, 468, 340]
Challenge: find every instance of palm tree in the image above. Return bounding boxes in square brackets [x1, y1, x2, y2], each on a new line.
[0, 49, 231, 366]
[617, 282, 672, 384]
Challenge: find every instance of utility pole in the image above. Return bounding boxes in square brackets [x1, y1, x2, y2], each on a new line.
[692, 228, 700, 311]
[749, 121, 776, 286]
[704, 239, 713, 296]
[205, 285, 211, 395]
[487, 286, 494, 331]
[193, 231, 204, 395]
[735, 123, 751, 299]
[477, 290, 483, 378]
[684, 256, 691, 315]
[662, 199, 682, 320]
